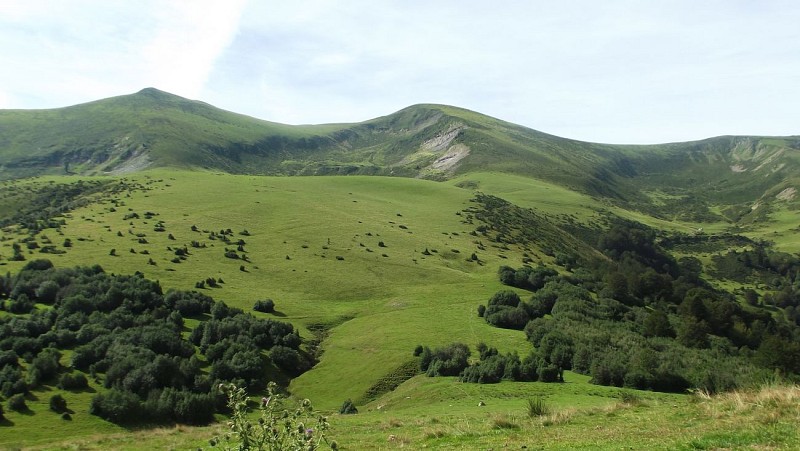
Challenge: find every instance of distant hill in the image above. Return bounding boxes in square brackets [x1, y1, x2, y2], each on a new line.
[1, 88, 798, 219]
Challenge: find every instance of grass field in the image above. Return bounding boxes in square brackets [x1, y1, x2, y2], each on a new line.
[1, 169, 797, 449]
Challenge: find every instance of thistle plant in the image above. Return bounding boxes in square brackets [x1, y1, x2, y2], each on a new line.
[210, 382, 335, 450]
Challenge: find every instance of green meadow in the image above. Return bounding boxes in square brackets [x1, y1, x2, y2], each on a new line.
[1, 169, 798, 449]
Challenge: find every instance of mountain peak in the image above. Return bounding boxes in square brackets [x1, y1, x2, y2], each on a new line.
[137, 87, 169, 95]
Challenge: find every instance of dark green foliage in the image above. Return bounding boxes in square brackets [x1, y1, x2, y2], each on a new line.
[643, 309, 674, 338]
[90, 389, 141, 423]
[163, 290, 213, 316]
[269, 346, 304, 376]
[6, 294, 35, 314]
[480, 289, 530, 329]
[754, 335, 800, 374]
[417, 343, 471, 377]
[254, 299, 275, 313]
[474, 216, 800, 393]
[0, 364, 26, 397]
[0, 263, 310, 426]
[0, 180, 110, 232]
[34, 279, 60, 303]
[58, 372, 89, 390]
[487, 290, 521, 307]
[498, 265, 558, 291]
[30, 347, 61, 383]
[461, 351, 537, 384]
[8, 393, 27, 412]
[598, 221, 677, 276]
[50, 394, 68, 413]
[339, 399, 358, 414]
[0, 350, 19, 368]
[22, 259, 55, 271]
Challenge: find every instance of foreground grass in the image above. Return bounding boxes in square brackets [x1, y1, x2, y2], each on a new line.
[21, 381, 800, 450]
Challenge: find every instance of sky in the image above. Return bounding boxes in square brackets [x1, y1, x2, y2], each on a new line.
[1, 0, 798, 144]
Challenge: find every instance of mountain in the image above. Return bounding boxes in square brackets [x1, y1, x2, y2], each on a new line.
[1, 88, 798, 220]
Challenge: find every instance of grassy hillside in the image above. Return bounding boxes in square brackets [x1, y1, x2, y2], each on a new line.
[0, 168, 798, 449]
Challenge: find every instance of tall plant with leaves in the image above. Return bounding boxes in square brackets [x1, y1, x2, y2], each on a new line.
[210, 382, 335, 450]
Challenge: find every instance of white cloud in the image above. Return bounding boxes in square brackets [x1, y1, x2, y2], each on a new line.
[0, 0, 247, 105]
[141, 0, 247, 99]
[2, 0, 799, 143]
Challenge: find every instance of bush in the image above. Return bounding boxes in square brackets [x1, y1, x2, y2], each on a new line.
[526, 397, 550, 417]
[487, 290, 521, 307]
[59, 372, 89, 390]
[420, 343, 471, 377]
[253, 299, 275, 313]
[269, 346, 303, 376]
[90, 389, 141, 423]
[339, 399, 358, 414]
[50, 394, 68, 413]
[8, 393, 27, 412]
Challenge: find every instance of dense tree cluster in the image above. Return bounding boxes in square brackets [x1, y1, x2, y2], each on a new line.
[0, 180, 111, 233]
[413, 341, 565, 384]
[0, 260, 309, 425]
[471, 221, 800, 393]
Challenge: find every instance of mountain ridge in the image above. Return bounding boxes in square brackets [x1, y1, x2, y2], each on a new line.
[0, 88, 798, 220]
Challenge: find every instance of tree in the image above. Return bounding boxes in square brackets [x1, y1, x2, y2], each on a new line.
[677, 317, 710, 349]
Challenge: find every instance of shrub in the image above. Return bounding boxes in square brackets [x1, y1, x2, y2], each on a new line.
[339, 399, 358, 414]
[269, 346, 303, 376]
[526, 397, 550, 417]
[50, 394, 68, 413]
[8, 393, 27, 412]
[254, 299, 275, 313]
[487, 290, 521, 307]
[59, 372, 89, 390]
[90, 389, 141, 423]
[421, 343, 471, 377]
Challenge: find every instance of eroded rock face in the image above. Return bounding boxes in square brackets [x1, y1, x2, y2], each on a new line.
[776, 187, 797, 201]
[421, 124, 465, 152]
[431, 143, 470, 172]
